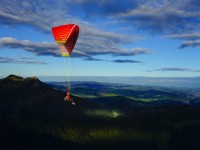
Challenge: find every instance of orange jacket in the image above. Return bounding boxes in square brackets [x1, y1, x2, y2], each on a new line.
[65, 95, 70, 101]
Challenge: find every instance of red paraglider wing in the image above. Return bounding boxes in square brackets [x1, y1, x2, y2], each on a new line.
[52, 24, 79, 56]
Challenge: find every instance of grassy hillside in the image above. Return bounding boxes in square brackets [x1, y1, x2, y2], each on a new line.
[1, 75, 200, 150]
[48, 81, 200, 104]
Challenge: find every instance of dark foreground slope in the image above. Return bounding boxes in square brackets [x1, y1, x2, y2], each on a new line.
[1, 75, 200, 150]
[0, 75, 98, 116]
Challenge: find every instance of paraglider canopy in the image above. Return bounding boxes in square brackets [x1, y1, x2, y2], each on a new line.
[52, 24, 79, 57]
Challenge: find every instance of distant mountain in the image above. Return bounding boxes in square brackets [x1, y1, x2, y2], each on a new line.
[39, 76, 200, 88]
[48, 81, 197, 105]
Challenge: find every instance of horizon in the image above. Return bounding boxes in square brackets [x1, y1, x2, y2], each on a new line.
[1, 74, 200, 88]
[0, 0, 200, 78]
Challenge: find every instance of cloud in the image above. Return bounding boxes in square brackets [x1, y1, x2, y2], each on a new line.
[0, 56, 47, 64]
[167, 33, 200, 40]
[0, 37, 60, 57]
[75, 28, 148, 57]
[112, 59, 142, 63]
[70, 0, 137, 16]
[1, 0, 200, 35]
[0, 37, 151, 58]
[84, 57, 104, 61]
[166, 33, 200, 49]
[77, 37, 151, 56]
[179, 40, 200, 48]
[0, 0, 73, 32]
[20, 57, 36, 60]
[151, 67, 200, 72]
[108, 0, 200, 33]
[0, 0, 145, 58]
[0, 37, 89, 58]
[70, 0, 200, 34]
[83, 57, 142, 64]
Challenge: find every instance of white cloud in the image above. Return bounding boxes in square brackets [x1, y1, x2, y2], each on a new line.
[179, 40, 200, 49]
[0, 56, 47, 64]
[167, 33, 200, 40]
[151, 67, 200, 72]
[0, 37, 151, 58]
[0, 0, 143, 59]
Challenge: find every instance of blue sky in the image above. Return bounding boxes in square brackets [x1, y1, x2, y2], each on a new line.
[0, 0, 200, 78]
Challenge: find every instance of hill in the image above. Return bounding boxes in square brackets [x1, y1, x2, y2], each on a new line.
[1, 75, 200, 150]
[0, 75, 99, 117]
[48, 81, 200, 105]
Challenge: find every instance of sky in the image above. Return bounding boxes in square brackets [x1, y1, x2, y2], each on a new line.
[0, 0, 200, 78]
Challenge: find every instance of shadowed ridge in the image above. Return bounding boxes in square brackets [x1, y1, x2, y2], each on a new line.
[0, 74, 50, 91]
[3, 74, 40, 82]
[5, 74, 24, 81]
[0, 74, 99, 118]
